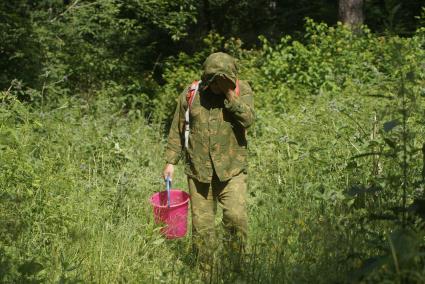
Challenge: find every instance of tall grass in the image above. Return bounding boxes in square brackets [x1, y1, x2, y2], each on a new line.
[1, 93, 187, 283]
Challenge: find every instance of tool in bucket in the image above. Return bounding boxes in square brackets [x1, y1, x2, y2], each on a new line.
[149, 177, 190, 239]
[166, 176, 171, 207]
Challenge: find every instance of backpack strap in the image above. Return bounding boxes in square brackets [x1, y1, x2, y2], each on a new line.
[235, 79, 240, 97]
[184, 80, 201, 149]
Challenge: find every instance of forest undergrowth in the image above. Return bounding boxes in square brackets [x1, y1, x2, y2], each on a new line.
[1, 21, 425, 283]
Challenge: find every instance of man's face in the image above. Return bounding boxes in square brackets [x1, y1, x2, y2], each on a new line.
[209, 79, 221, 94]
[208, 75, 235, 95]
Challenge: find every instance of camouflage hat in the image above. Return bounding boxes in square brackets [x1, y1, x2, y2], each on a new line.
[201, 52, 238, 88]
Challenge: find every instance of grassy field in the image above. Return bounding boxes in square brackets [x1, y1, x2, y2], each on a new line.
[1, 88, 423, 283]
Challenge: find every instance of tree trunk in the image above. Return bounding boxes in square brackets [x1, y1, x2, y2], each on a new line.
[338, 0, 364, 29]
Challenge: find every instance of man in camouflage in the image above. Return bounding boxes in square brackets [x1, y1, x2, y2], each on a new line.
[163, 52, 254, 269]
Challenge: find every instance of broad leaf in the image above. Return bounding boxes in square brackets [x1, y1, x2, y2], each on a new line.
[383, 119, 400, 132]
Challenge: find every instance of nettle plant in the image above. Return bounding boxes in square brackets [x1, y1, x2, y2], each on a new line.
[348, 34, 425, 281]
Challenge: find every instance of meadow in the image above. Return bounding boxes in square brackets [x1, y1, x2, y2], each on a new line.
[1, 21, 425, 283]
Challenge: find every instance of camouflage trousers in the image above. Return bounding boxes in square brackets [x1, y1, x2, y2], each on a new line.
[188, 171, 248, 271]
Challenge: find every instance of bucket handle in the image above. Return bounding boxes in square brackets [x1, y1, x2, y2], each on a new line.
[165, 176, 171, 208]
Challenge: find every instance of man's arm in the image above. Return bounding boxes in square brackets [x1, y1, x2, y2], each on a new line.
[163, 90, 187, 179]
[223, 80, 255, 129]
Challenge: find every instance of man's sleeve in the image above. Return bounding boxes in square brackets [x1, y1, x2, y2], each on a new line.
[164, 90, 187, 164]
[224, 80, 255, 128]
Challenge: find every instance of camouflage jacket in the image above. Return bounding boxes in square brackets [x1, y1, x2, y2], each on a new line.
[164, 53, 255, 183]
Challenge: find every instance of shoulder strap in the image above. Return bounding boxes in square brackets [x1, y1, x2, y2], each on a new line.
[186, 80, 200, 108]
[235, 79, 240, 97]
[184, 80, 201, 149]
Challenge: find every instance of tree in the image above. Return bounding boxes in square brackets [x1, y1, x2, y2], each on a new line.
[338, 0, 364, 28]
[0, 1, 43, 89]
[364, 0, 424, 35]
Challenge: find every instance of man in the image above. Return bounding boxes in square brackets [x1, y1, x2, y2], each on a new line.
[162, 52, 254, 270]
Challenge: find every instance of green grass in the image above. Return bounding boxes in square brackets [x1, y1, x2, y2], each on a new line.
[2, 82, 425, 283]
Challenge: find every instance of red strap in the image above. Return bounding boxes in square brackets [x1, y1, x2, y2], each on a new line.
[186, 80, 199, 108]
[235, 79, 240, 97]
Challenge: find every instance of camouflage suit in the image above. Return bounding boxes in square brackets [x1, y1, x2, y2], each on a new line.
[164, 52, 254, 267]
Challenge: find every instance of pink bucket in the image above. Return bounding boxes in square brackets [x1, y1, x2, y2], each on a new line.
[149, 189, 190, 239]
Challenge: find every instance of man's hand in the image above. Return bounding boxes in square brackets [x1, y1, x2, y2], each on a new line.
[216, 75, 236, 101]
[163, 163, 174, 181]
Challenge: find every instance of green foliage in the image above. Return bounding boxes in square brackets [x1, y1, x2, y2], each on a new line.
[1, 0, 199, 112]
[365, 0, 424, 35]
[0, 1, 43, 89]
[155, 20, 425, 282]
[0, 88, 170, 282]
[193, 0, 339, 43]
[1, 18, 425, 283]
[347, 36, 425, 282]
